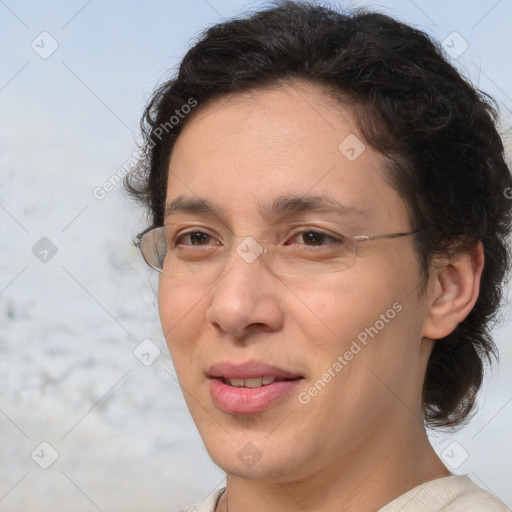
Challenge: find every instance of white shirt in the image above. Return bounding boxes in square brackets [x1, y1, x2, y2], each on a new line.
[176, 475, 510, 512]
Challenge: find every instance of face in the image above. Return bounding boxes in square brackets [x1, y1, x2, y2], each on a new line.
[159, 81, 434, 483]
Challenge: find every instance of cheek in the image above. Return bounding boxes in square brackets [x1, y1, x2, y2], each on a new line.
[293, 284, 422, 433]
[158, 279, 209, 359]
[286, 273, 394, 348]
[291, 250, 423, 371]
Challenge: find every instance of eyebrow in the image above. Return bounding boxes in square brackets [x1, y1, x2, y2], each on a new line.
[164, 194, 368, 222]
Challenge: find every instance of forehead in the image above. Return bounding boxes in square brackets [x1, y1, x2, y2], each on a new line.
[166, 81, 409, 230]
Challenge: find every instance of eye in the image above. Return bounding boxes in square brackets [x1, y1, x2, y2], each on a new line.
[174, 230, 218, 247]
[286, 229, 344, 247]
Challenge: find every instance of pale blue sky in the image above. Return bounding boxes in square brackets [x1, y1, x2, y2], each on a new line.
[2, 0, 512, 136]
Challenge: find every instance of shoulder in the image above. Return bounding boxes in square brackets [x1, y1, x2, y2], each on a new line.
[175, 487, 226, 512]
[443, 476, 510, 512]
[379, 475, 510, 512]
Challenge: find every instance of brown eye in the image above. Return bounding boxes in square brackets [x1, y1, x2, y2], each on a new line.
[287, 229, 343, 247]
[301, 231, 327, 246]
[175, 230, 216, 246]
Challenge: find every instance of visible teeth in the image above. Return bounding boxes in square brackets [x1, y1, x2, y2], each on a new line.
[244, 377, 262, 388]
[225, 376, 277, 387]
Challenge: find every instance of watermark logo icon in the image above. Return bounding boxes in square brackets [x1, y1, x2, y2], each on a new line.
[237, 442, 262, 468]
[441, 441, 469, 469]
[236, 237, 263, 264]
[133, 338, 161, 366]
[442, 32, 469, 59]
[32, 237, 58, 263]
[31, 441, 59, 469]
[339, 134, 366, 161]
[31, 32, 59, 59]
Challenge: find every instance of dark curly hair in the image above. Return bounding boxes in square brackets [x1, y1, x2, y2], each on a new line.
[125, 0, 512, 429]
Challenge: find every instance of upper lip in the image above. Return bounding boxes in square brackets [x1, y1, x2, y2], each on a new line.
[207, 360, 303, 380]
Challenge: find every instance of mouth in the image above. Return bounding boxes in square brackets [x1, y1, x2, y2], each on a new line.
[220, 376, 300, 388]
[207, 361, 304, 414]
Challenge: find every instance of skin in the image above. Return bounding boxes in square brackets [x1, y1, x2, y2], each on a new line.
[158, 80, 484, 512]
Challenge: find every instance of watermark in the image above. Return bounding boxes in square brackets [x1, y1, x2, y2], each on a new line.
[92, 97, 197, 201]
[440, 441, 469, 470]
[32, 237, 58, 263]
[442, 31, 469, 60]
[236, 236, 264, 264]
[133, 338, 161, 366]
[93, 148, 140, 200]
[504, 187, 512, 200]
[31, 441, 59, 469]
[297, 301, 403, 405]
[237, 442, 262, 468]
[150, 97, 198, 143]
[338, 133, 366, 161]
[31, 31, 59, 59]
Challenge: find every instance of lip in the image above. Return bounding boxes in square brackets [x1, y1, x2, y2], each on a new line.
[207, 360, 304, 414]
[207, 360, 302, 380]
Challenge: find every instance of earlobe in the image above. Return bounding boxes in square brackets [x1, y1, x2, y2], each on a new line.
[422, 241, 484, 340]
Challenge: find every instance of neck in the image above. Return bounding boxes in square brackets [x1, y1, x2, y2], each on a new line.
[216, 420, 449, 512]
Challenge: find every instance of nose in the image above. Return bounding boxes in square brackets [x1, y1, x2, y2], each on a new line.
[205, 243, 284, 340]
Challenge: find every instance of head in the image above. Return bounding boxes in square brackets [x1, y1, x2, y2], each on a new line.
[126, 1, 511, 481]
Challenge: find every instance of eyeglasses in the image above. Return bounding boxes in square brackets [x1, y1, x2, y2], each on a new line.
[133, 222, 421, 279]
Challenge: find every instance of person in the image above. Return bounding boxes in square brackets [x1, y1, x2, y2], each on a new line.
[125, 1, 512, 510]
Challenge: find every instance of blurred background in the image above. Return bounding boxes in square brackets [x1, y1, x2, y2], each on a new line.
[1, 1, 511, 510]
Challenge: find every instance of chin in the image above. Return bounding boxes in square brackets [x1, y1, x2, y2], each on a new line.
[202, 431, 310, 483]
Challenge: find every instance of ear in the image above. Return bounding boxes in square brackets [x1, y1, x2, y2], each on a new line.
[422, 240, 484, 340]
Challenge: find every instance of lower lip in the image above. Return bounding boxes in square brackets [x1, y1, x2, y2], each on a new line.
[209, 378, 302, 414]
